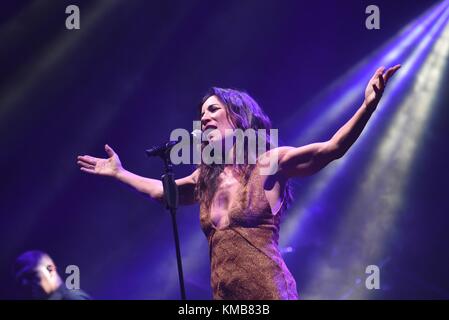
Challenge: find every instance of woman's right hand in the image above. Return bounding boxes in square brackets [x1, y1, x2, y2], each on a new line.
[77, 144, 123, 178]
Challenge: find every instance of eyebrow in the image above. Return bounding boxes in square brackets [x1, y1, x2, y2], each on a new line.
[201, 104, 219, 117]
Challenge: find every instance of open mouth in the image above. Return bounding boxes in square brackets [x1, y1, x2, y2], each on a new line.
[203, 125, 218, 141]
[203, 125, 217, 131]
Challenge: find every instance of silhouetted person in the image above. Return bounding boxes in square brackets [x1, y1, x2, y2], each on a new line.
[13, 250, 91, 300]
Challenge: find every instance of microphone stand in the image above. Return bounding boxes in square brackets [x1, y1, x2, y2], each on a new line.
[148, 147, 186, 300]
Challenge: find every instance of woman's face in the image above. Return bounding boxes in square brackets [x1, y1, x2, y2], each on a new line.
[200, 95, 235, 143]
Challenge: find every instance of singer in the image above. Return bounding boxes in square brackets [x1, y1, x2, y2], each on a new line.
[77, 65, 400, 299]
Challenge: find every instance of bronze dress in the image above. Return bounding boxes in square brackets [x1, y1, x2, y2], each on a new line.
[199, 165, 299, 300]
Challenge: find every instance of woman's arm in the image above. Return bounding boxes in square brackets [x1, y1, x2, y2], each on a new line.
[115, 169, 198, 205]
[77, 144, 198, 205]
[115, 169, 164, 202]
[273, 65, 400, 178]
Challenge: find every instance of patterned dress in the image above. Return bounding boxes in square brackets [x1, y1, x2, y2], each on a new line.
[199, 164, 299, 300]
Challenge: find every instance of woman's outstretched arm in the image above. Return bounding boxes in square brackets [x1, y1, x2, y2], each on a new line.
[274, 64, 401, 178]
[77, 144, 198, 205]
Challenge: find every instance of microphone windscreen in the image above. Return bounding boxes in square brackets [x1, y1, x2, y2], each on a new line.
[191, 129, 202, 139]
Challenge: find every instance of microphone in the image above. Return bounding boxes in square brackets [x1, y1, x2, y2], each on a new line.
[191, 129, 202, 139]
[145, 139, 180, 157]
[145, 130, 202, 158]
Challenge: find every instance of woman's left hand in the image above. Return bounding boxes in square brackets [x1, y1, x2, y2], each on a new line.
[364, 64, 401, 110]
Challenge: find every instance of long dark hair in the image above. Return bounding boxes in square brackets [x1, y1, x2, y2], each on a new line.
[195, 87, 292, 211]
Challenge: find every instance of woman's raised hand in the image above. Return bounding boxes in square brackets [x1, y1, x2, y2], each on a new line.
[77, 144, 123, 178]
[364, 64, 401, 110]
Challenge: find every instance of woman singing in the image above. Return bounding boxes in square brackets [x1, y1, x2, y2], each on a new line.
[77, 65, 400, 299]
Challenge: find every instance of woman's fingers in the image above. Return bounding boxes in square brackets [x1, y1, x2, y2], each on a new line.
[376, 66, 385, 78]
[78, 159, 97, 175]
[378, 72, 385, 90]
[77, 160, 95, 170]
[77, 155, 97, 165]
[370, 66, 384, 82]
[384, 64, 401, 82]
[371, 64, 400, 92]
[80, 167, 96, 174]
[391, 64, 401, 71]
[104, 144, 115, 158]
[373, 66, 385, 74]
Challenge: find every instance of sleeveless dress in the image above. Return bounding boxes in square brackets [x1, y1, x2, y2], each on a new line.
[199, 165, 299, 300]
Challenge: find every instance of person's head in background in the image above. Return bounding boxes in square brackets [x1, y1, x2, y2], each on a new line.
[13, 250, 62, 299]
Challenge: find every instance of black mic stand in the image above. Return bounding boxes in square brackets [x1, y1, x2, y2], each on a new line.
[147, 146, 186, 300]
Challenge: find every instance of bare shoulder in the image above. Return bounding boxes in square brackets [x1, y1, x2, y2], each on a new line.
[190, 168, 200, 183]
[257, 146, 294, 162]
[176, 168, 199, 186]
[256, 146, 294, 176]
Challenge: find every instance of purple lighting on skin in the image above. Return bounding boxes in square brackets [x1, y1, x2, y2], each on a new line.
[287, 0, 449, 148]
[284, 3, 449, 298]
[281, 0, 449, 255]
